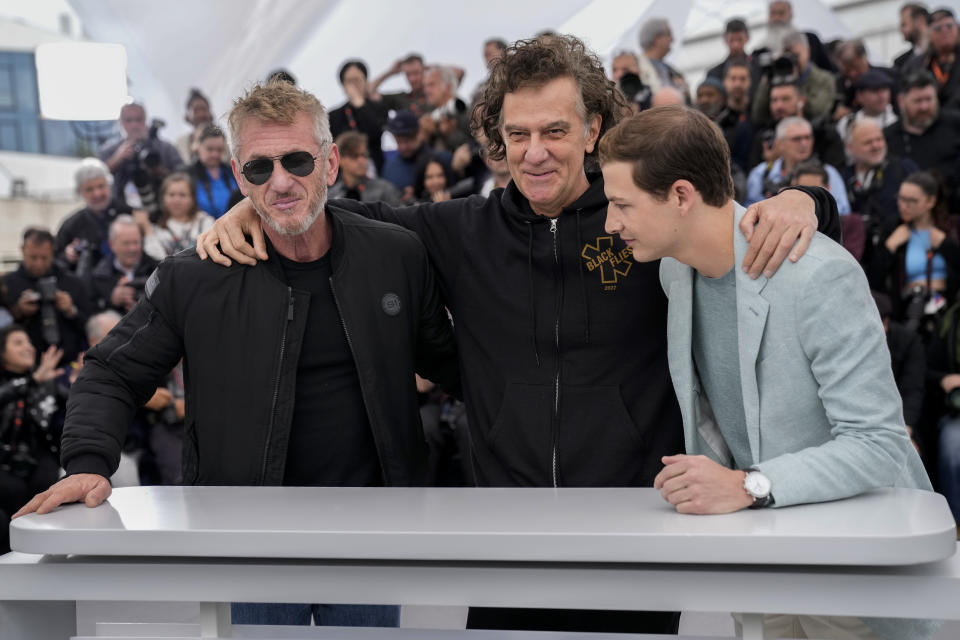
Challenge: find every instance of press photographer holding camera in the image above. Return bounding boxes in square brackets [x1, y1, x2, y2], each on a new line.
[0, 324, 68, 554]
[752, 30, 836, 125]
[98, 102, 182, 218]
[55, 158, 134, 279]
[2, 228, 91, 367]
[88, 216, 159, 315]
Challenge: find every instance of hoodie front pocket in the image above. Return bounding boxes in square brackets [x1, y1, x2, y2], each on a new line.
[486, 382, 555, 486]
[558, 385, 647, 486]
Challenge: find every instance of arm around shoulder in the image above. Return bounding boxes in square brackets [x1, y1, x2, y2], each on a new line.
[411, 237, 460, 398]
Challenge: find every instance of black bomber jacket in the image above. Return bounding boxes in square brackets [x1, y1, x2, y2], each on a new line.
[61, 205, 459, 486]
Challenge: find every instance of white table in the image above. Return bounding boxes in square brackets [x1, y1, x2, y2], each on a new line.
[3, 486, 958, 639]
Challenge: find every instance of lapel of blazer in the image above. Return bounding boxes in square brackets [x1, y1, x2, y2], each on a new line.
[665, 260, 700, 453]
[733, 205, 770, 465]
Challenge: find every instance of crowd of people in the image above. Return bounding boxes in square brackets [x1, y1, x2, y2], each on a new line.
[0, 1, 958, 635]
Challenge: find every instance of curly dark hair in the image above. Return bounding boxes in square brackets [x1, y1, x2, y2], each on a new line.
[473, 34, 630, 162]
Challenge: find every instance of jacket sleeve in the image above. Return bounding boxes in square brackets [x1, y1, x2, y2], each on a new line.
[937, 236, 960, 272]
[331, 197, 469, 283]
[412, 239, 461, 399]
[61, 261, 185, 478]
[781, 185, 841, 244]
[754, 256, 915, 507]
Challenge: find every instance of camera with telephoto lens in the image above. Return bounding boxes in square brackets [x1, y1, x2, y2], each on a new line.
[35, 275, 61, 347]
[761, 52, 799, 85]
[902, 284, 944, 336]
[130, 118, 167, 223]
[431, 100, 461, 123]
[618, 72, 652, 111]
[73, 239, 95, 278]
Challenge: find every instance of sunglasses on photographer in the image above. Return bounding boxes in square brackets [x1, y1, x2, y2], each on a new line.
[241, 151, 319, 185]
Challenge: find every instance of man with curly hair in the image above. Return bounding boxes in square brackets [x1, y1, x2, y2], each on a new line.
[199, 34, 839, 635]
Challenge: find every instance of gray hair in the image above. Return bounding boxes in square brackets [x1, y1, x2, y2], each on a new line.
[108, 214, 141, 241]
[845, 117, 883, 144]
[640, 18, 671, 50]
[775, 115, 811, 140]
[74, 157, 113, 191]
[782, 29, 808, 51]
[429, 65, 459, 91]
[85, 310, 122, 345]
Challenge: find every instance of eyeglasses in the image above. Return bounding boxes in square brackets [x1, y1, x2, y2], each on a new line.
[241, 151, 318, 186]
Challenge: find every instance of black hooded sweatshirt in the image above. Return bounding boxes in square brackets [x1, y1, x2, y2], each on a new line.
[334, 177, 838, 487]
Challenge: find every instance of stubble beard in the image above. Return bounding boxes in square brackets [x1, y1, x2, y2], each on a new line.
[255, 179, 327, 237]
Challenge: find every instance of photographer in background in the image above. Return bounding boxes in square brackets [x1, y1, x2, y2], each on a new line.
[3, 228, 90, 367]
[88, 216, 159, 315]
[56, 159, 133, 278]
[617, 70, 652, 114]
[420, 66, 471, 154]
[329, 60, 389, 174]
[98, 103, 182, 216]
[751, 30, 836, 126]
[0, 324, 68, 554]
[174, 89, 213, 164]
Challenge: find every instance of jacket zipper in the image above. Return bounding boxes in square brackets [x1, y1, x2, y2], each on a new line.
[261, 286, 292, 484]
[550, 218, 562, 488]
[330, 277, 390, 485]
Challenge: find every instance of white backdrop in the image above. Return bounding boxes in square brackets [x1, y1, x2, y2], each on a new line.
[64, 0, 863, 142]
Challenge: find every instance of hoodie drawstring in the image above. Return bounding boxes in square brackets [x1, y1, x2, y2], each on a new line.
[527, 222, 541, 367]
[575, 210, 590, 344]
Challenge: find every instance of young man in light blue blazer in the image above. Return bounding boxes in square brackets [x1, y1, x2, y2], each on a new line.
[600, 105, 936, 640]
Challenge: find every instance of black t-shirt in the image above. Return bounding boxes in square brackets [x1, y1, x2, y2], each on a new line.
[278, 253, 383, 487]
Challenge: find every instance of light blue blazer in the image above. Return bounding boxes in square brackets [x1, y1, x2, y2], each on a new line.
[659, 204, 932, 507]
[659, 204, 936, 639]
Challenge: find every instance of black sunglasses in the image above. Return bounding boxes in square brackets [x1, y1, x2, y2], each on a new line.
[241, 151, 318, 185]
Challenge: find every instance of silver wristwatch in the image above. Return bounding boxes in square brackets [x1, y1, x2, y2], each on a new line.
[742, 470, 773, 508]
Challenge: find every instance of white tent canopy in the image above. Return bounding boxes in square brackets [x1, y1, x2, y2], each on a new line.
[63, 0, 875, 142]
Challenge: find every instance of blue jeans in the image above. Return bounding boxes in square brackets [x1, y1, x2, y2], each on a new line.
[940, 416, 960, 523]
[231, 603, 400, 626]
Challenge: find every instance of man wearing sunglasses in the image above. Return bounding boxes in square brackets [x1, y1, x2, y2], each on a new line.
[15, 80, 460, 629]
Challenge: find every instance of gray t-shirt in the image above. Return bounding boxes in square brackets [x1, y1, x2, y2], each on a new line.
[691, 268, 752, 469]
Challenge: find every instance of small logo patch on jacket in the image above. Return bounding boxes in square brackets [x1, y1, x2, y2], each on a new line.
[382, 293, 401, 316]
[581, 236, 634, 290]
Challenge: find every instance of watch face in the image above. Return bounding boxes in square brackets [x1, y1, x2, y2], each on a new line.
[745, 472, 771, 498]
